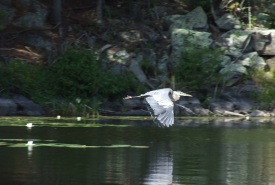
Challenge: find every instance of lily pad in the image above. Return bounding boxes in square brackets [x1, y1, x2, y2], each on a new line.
[130, 146, 149, 148]
[0, 142, 8, 146]
[106, 144, 132, 148]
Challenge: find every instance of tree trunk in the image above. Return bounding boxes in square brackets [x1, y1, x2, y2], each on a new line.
[96, 0, 104, 24]
[51, 0, 62, 25]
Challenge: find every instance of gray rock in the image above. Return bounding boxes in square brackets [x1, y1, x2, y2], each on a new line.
[171, 29, 212, 56]
[221, 92, 253, 112]
[13, 1, 47, 28]
[107, 47, 131, 64]
[215, 13, 241, 30]
[250, 110, 270, 117]
[151, 6, 169, 18]
[157, 53, 170, 73]
[223, 72, 244, 87]
[119, 30, 142, 43]
[266, 57, 275, 71]
[251, 29, 275, 55]
[0, 98, 17, 116]
[128, 55, 154, 88]
[216, 29, 250, 57]
[210, 98, 234, 113]
[13, 95, 45, 116]
[23, 34, 53, 51]
[164, 6, 208, 32]
[220, 55, 232, 67]
[241, 52, 266, 71]
[223, 47, 243, 58]
[0, 4, 15, 30]
[220, 63, 248, 74]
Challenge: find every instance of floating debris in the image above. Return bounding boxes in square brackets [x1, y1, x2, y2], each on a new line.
[26, 141, 34, 146]
[26, 123, 33, 128]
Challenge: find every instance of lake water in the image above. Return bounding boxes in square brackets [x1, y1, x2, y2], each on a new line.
[1, 117, 275, 185]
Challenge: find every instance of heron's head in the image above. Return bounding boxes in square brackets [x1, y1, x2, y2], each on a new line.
[172, 91, 192, 101]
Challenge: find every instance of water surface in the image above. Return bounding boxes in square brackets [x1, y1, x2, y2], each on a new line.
[1, 117, 275, 185]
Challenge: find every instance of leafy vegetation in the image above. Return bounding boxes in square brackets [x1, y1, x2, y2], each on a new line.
[0, 49, 141, 116]
[0, 61, 52, 101]
[175, 46, 224, 92]
[249, 70, 275, 107]
[49, 49, 135, 98]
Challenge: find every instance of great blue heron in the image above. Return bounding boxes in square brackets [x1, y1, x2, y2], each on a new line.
[124, 88, 192, 127]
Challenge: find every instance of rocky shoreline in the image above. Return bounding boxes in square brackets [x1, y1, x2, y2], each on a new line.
[1, 1, 275, 117]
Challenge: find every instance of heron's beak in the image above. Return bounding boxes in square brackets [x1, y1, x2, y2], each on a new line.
[179, 92, 192, 97]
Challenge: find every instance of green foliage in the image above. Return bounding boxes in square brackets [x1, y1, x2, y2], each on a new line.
[47, 49, 141, 115]
[0, 61, 52, 101]
[49, 49, 137, 99]
[175, 46, 223, 92]
[249, 70, 275, 106]
[267, 13, 275, 28]
[0, 49, 141, 116]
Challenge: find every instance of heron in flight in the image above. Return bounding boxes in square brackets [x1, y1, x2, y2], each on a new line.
[124, 88, 192, 127]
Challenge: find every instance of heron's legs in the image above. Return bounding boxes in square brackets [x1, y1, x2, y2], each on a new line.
[123, 94, 150, 100]
[176, 104, 197, 115]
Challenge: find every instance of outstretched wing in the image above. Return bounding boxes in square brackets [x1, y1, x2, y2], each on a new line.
[144, 88, 175, 127]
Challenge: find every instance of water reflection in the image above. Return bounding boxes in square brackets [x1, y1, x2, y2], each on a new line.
[219, 135, 275, 185]
[1, 117, 275, 184]
[143, 142, 173, 185]
[26, 141, 34, 159]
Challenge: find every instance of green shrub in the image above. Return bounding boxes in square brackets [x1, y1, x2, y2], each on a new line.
[249, 70, 275, 106]
[0, 49, 142, 115]
[175, 46, 223, 92]
[49, 49, 138, 99]
[0, 61, 52, 101]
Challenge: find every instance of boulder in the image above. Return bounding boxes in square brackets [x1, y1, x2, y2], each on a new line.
[220, 55, 232, 67]
[0, 98, 17, 116]
[266, 57, 275, 71]
[221, 92, 253, 112]
[158, 53, 170, 74]
[0, 4, 15, 30]
[251, 30, 275, 55]
[171, 29, 212, 56]
[240, 52, 266, 71]
[119, 30, 142, 43]
[12, 95, 45, 116]
[250, 110, 270, 117]
[23, 34, 53, 51]
[128, 55, 154, 88]
[107, 47, 131, 64]
[151, 6, 169, 18]
[209, 98, 234, 114]
[220, 63, 248, 74]
[216, 13, 241, 30]
[216, 29, 251, 57]
[13, 0, 47, 28]
[164, 6, 208, 32]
